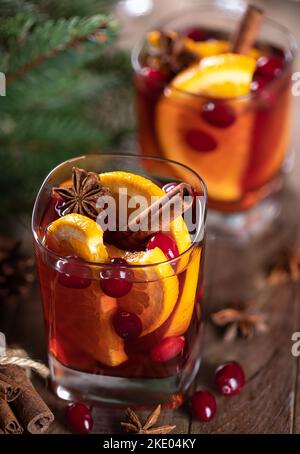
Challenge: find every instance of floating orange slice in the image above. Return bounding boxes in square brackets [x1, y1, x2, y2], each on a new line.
[184, 38, 262, 60]
[118, 247, 179, 336]
[156, 53, 256, 202]
[171, 53, 256, 98]
[45, 213, 109, 262]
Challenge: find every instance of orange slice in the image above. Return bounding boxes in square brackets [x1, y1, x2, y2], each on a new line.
[51, 282, 128, 366]
[45, 213, 109, 262]
[171, 53, 256, 98]
[100, 171, 191, 256]
[165, 248, 201, 337]
[118, 247, 179, 336]
[184, 38, 262, 60]
[156, 54, 256, 202]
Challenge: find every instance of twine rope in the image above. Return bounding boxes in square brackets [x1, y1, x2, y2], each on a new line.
[0, 348, 50, 379]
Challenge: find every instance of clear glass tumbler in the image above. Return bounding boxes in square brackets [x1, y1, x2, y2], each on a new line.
[132, 4, 297, 237]
[32, 154, 207, 407]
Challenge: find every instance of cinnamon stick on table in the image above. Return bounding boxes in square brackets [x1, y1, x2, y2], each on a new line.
[0, 398, 23, 434]
[0, 365, 54, 434]
[231, 5, 264, 55]
[0, 373, 21, 402]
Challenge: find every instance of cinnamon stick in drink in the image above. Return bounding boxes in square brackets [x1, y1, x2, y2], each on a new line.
[0, 365, 54, 434]
[0, 399, 23, 434]
[231, 5, 264, 55]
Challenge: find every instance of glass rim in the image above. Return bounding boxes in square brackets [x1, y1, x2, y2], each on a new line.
[31, 153, 208, 269]
[131, 3, 298, 102]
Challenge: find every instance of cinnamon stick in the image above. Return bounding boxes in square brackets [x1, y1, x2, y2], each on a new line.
[0, 375, 21, 402]
[0, 398, 23, 434]
[109, 182, 193, 250]
[231, 5, 264, 55]
[0, 365, 54, 434]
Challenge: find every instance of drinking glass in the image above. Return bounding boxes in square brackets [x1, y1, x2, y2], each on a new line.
[32, 154, 207, 407]
[132, 4, 297, 237]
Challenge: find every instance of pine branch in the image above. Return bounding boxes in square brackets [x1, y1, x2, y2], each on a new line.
[34, 0, 117, 18]
[0, 112, 109, 147]
[0, 0, 37, 17]
[7, 14, 117, 80]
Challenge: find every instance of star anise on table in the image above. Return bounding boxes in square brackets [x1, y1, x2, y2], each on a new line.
[120, 405, 176, 434]
[53, 167, 111, 221]
[266, 247, 300, 286]
[211, 308, 269, 342]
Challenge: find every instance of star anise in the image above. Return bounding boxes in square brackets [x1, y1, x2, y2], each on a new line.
[146, 31, 198, 76]
[120, 405, 176, 434]
[211, 308, 269, 342]
[266, 247, 300, 286]
[53, 167, 111, 221]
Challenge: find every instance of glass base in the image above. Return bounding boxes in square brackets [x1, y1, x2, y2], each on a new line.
[207, 195, 281, 243]
[49, 348, 201, 408]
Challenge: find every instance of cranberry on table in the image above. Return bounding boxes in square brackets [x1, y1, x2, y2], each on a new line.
[100, 258, 133, 298]
[255, 56, 284, 80]
[65, 402, 93, 434]
[147, 232, 179, 261]
[57, 259, 91, 289]
[202, 102, 236, 128]
[190, 390, 217, 422]
[113, 311, 142, 340]
[150, 336, 185, 363]
[215, 361, 245, 396]
[184, 129, 217, 152]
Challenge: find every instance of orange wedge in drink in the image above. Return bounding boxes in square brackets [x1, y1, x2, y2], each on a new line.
[156, 53, 256, 202]
[45, 213, 109, 262]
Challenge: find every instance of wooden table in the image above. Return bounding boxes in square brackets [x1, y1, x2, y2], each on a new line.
[1, 0, 300, 435]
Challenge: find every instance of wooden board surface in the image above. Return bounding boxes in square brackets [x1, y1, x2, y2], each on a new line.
[1, 0, 300, 436]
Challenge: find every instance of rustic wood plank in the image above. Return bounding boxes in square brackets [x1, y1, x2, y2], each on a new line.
[191, 283, 298, 434]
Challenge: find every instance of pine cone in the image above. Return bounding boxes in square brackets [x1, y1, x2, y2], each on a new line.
[0, 236, 35, 304]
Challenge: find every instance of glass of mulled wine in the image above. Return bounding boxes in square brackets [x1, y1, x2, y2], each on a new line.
[132, 4, 297, 236]
[32, 154, 207, 407]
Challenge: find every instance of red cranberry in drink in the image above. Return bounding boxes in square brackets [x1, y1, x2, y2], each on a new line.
[141, 66, 168, 91]
[250, 73, 269, 92]
[185, 129, 217, 152]
[57, 259, 91, 289]
[185, 27, 206, 42]
[215, 361, 245, 396]
[65, 402, 93, 434]
[190, 390, 217, 422]
[147, 232, 179, 261]
[150, 336, 185, 363]
[100, 258, 133, 298]
[202, 102, 236, 128]
[163, 182, 179, 193]
[113, 311, 142, 340]
[255, 56, 284, 80]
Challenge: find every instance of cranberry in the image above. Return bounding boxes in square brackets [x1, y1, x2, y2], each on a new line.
[65, 402, 93, 434]
[250, 73, 269, 92]
[147, 232, 179, 261]
[185, 27, 206, 42]
[100, 258, 133, 298]
[57, 259, 91, 289]
[190, 390, 217, 422]
[113, 311, 142, 340]
[163, 182, 179, 193]
[255, 56, 284, 80]
[184, 129, 217, 152]
[215, 361, 245, 396]
[150, 336, 185, 363]
[141, 66, 168, 91]
[202, 102, 236, 128]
